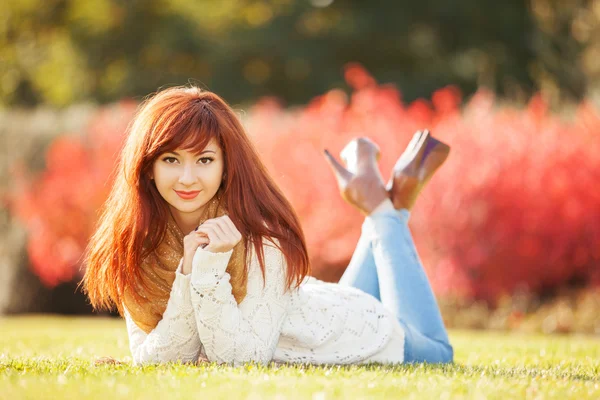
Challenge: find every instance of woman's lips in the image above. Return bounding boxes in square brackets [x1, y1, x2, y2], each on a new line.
[174, 190, 201, 200]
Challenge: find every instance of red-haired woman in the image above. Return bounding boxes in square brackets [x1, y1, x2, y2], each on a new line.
[82, 86, 453, 366]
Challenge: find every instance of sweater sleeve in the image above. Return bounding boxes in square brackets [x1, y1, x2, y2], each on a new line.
[189, 241, 290, 366]
[123, 259, 203, 365]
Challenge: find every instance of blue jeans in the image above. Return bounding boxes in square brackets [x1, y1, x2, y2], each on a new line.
[339, 208, 454, 363]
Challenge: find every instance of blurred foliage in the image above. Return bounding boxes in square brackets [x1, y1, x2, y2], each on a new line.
[2, 0, 599, 107]
[249, 66, 600, 303]
[439, 286, 600, 334]
[9, 66, 600, 305]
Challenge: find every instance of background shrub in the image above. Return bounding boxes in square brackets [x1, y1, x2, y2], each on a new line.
[247, 66, 600, 302]
[10, 67, 600, 305]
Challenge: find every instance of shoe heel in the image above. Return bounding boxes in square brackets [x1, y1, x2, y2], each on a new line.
[421, 137, 450, 168]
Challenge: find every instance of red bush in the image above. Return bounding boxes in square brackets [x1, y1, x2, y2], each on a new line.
[10, 102, 137, 286]
[247, 68, 600, 301]
[10, 67, 600, 303]
[410, 93, 600, 300]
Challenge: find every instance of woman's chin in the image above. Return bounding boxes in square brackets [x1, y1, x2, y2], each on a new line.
[169, 199, 208, 215]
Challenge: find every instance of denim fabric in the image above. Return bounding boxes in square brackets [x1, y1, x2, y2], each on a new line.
[339, 208, 453, 364]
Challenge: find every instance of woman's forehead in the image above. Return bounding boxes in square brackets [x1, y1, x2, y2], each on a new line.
[171, 138, 221, 155]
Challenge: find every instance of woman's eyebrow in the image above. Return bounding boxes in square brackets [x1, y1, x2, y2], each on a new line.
[167, 150, 216, 155]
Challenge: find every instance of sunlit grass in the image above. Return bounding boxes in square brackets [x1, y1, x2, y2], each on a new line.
[1, 316, 599, 399]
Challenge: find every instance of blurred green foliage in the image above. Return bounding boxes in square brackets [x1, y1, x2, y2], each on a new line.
[1, 0, 597, 106]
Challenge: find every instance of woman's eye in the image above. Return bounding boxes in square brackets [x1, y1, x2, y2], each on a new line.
[163, 157, 178, 164]
[199, 157, 214, 165]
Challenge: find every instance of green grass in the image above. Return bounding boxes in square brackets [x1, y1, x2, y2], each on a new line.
[1, 316, 599, 399]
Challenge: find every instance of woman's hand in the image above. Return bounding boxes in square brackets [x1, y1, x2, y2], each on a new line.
[195, 215, 242, 254]
[181, 230, 211, 275]
[180, 216, 241, 275]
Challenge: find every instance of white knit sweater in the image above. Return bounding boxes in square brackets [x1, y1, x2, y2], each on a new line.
[124, 241, 405, 366]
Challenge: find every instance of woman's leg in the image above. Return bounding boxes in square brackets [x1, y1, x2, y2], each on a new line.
[361, 199, 453, 363]
[338, 230, 380, 301]
[323, 134, 451, 363]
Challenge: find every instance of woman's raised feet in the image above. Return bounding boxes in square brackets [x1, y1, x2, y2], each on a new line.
[386, 130, 450, 211]
[323, 138, 389, 216]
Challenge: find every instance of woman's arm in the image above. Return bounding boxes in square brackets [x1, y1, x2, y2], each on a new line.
[189, 241, 290, 366]
[123, 260, 202, 365]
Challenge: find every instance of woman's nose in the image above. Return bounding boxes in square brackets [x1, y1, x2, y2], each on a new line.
[178, 164, 197, 185]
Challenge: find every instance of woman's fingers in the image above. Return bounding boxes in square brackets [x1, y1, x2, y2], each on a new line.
[196, 234, 210, 245]
[197, 223, 225, 249]
[216, 216, 237, 241]
[196, 225, 221, 246]
[206, 219, 230, 242]
[182, 231, 211, 261]
[202, 217, 238, 242]
[196, 216, 242, 252]
[221, 216, 242, 241]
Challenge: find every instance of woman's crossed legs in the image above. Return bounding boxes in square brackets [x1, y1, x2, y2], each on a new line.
[325, 132, 453, 363]
[339, 203, 453, 363]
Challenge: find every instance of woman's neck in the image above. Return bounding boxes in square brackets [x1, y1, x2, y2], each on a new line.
[169, 206, 205, 235]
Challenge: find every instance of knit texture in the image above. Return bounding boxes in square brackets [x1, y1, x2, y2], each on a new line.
[124, 240, 405, 366]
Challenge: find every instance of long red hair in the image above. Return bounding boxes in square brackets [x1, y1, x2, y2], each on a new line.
[81, 86, 311, 314]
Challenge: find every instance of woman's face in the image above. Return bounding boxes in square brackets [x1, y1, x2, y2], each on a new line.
[151, 138, 224, 226]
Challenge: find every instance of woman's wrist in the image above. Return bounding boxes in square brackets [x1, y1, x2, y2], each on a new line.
[181, 254, 193, 275]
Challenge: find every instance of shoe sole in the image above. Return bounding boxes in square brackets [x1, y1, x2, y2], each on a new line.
[387, 129, 450, 188]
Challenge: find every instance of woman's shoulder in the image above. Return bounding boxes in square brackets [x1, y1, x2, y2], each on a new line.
[244, 236, 287, 279]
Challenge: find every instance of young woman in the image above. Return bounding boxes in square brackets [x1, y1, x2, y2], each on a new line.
[82, 86, 453, 366]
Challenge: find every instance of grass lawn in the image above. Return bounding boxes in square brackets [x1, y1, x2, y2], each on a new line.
[1, 316, 599, 399]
